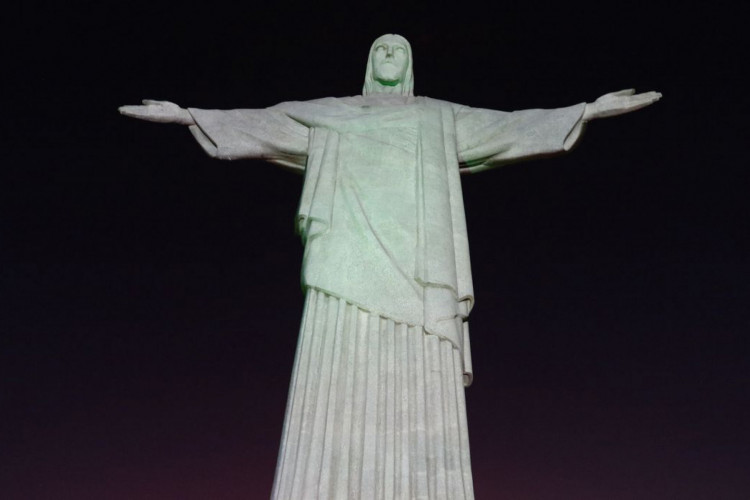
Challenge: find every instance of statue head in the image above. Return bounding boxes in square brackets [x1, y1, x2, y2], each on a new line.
[363, 34, 414, 96]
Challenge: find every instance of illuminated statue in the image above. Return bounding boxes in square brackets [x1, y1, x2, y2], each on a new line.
[120, 34, 660, 499]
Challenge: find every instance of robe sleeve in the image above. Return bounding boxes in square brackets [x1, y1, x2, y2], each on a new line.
[187, 105, 310, 173]
[455, 102, 586, 174]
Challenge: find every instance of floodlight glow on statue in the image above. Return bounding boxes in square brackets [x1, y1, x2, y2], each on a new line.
[120, 34, 661, 499]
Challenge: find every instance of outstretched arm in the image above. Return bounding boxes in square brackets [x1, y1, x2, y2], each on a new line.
[456, 88, 661, 174]
[582, 89, 661, 122]
[455, 102, 588, 174]
[119, 99, 309, 171]
[119, 100, 195, 125]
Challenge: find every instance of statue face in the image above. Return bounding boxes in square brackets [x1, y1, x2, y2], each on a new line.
[370, 36, 409, 86]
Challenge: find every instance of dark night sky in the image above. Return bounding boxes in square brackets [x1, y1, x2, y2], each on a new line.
[3, 2, 748, 499]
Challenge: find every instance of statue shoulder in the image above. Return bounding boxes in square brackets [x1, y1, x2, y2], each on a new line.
[420, 96, 461, 108]
[306, 96, 363, 106]
[266, 96, 359, 116]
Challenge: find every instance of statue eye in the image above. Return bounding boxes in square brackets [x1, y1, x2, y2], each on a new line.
[375, 45, 386, 52]
[395, 46, 406, 53]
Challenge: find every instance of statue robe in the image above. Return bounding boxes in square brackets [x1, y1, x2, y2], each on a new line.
[188, 95, 585, 382]
[187, 95, 585, 499]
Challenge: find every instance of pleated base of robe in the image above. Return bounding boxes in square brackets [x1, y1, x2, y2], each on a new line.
[271, 288, 474, 500]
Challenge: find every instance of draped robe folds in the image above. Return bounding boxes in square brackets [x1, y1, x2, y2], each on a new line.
[188, 95, 586, 387]
[188, 95, 585, 498]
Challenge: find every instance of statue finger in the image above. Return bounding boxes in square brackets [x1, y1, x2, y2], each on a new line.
[119, 104, 169, 121]
[639, 91, 662, 102]
[632, 92, 662, 106]
[623, 97, 658, 113]
[142, 99, 168, 106]
[119, 105, 145, 116]
[611, 88, 636, 97]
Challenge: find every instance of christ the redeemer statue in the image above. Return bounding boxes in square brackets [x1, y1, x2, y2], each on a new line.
[120, 34, 660, 500]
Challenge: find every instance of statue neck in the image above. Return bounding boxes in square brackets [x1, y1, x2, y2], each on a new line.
[371, 81, 405, 95]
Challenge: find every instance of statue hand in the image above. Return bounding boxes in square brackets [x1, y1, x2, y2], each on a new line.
[118, 100, 195, 125]
[583, 89, 662, 121]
